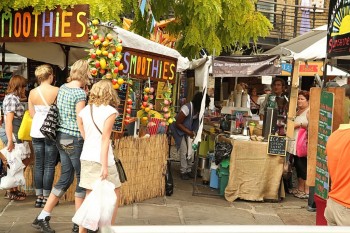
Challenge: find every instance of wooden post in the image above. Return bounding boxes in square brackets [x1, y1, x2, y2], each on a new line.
[306, 87, 345, 186]
[306, 87, 321, 187]
[286, 61, 300, 139]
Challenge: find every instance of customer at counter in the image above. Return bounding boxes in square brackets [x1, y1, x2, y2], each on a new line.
[250, 87, 260, 115]
[170, 92, 210, 180]
[259, 78, 289, 136]
[287, 91, 310, 199]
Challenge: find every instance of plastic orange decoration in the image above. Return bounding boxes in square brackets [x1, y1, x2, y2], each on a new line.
[88, 19, 124, 89]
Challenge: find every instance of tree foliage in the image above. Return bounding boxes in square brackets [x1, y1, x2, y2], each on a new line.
[1, 0, 272, 58]
[122, 0, 273, 58]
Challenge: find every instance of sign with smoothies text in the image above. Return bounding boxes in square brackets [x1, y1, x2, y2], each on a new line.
[0, 5, 89, 42]
[120, 47, 177, 84]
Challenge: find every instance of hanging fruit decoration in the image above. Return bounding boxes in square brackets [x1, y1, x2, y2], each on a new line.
[88, 19, 124, 89]
[139, 84, 155, 126]
[124, 79, 134, 126]
[161, 82, 176, 126]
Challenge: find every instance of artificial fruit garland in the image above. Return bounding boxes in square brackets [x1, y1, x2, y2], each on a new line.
[88, 19, 124, 90]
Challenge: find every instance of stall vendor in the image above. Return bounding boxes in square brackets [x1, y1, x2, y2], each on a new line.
[259, 78, 289, 136]
[170, 92, 210, 180]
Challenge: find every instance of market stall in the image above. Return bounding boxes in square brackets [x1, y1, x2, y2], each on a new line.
[191, 55, 287, 201]
[0, 5, 189, 205]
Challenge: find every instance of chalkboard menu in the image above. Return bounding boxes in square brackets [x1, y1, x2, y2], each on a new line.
[315, 91, 333, 200]
[113, 83, 129, 133]
[267, 135, 287, 156]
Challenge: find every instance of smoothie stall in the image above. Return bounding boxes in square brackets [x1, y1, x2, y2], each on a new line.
[0, 4, 189, 205]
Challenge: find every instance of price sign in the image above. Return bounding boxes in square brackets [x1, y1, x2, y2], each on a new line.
[267, 135, 287, 156]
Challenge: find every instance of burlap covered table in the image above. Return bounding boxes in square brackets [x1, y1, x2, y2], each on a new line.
[225, 140, 285, 202]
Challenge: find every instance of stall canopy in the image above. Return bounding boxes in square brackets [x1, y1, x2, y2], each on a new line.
[0, 26, 189, 72]
[265, 25, 327, 60]
[265, 24, 350, 77]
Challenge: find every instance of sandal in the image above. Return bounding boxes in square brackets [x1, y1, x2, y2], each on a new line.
[13, 190, 27, 197]
[295, 191, 309, 199]
[35, 198, 43, 208]
[6, 191, 26, 201]
[41, 198, 47, 208]
[298, 193, 309, 199]
[292, 189, 302, 196]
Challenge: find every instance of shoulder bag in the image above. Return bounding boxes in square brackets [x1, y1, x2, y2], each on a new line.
[296, 127, 308, 157]
[90, 105, 127, 183]
[18, 110, 32, 141]
[37, 87, 59, 141]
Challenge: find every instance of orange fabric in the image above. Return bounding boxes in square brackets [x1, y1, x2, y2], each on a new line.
[326, 127, 350, 208]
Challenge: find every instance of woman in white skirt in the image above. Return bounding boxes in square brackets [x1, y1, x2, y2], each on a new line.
[77, 79, 121, 233]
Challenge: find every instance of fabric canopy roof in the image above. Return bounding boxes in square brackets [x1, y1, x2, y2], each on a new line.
[1, 26, 189, 72]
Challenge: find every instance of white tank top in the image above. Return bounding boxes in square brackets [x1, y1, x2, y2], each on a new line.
[30, 86, 51, 138]
[30, 105, 50, 138]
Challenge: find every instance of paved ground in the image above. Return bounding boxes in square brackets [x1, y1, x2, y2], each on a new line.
[0, 163, 315, 233]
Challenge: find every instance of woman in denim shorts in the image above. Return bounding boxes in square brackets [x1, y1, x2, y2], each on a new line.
[32, 60, 90, 233]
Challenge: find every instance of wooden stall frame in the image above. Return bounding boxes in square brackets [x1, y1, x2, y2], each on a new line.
[306, 87, 345, 187]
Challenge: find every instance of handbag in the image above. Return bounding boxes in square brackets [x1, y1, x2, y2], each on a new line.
[39, 102, 59, 141]
[37, 87, 59, 141]
[90, 105, 127, 183]
[18, 110, 32, 141]
[296, 127, 308, 157]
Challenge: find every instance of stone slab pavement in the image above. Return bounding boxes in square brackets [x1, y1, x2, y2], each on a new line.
[0, 172, 316, 233]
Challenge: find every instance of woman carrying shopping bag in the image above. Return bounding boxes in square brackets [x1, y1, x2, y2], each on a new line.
[32, 60, 90, 233]
[0, 75, 29, 201]
[28, 64, 59, 208]
[76, 79, 122, 233]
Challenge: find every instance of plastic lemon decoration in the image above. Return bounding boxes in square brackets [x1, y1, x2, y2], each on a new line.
[117, 78, 124, 85]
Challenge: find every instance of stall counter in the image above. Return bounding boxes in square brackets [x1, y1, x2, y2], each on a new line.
[224, 139, 285, 202]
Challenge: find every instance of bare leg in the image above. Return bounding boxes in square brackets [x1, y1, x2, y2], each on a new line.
[298, 178, 305, 193]
[43, 193, 60, 213]
[111, 188, 121, 224]
[304, 181, 309, 195]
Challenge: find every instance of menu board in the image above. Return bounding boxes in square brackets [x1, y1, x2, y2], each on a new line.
[315, 91, 333, 200]
[113, 83, 129, 133]
[267, 135, 287, 156]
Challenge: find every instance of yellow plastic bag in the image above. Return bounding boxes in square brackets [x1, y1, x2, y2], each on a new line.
[18, 110, 32, 141]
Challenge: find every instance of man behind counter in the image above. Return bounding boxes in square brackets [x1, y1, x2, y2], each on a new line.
[259, 78, 288, 120]
[259, 78, 289, 136]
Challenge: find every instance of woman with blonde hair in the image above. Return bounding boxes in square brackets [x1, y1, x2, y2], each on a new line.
[28, 64, 59, 208]
[32, 59, 90, 233]
[0, 75, 29, 201]
[76, 79, 121, 233]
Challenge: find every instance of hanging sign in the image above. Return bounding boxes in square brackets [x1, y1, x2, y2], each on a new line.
[327, 0, 350, 57]
[212, 55, 281, 77]
[120, 47, 177, 84]
[0, 5, 89, 42]
[315, 91, 333, 200]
